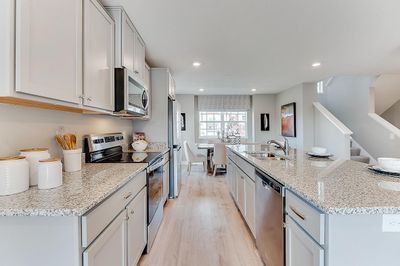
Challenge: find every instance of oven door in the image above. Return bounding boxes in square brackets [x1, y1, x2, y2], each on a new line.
[147, 158, 164, 224]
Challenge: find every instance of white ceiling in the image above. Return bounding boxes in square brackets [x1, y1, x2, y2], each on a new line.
[102, 0, 400, 95]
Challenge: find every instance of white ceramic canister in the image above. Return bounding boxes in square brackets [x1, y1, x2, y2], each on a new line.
[63, 148, 82, 172]
[38, 158, 63, 190]
[20, 148, 51, 186]
[0, 156, 29, 196]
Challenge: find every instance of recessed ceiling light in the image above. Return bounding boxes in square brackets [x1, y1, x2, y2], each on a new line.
[251, 88, 257, 92]
[199, 88, 204, 92]
[312, 62, 321, 68]
[193, 61, 201, 67]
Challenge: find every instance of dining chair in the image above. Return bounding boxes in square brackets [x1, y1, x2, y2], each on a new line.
[183, 141, 207, 175]
[212, 143, 227, 176]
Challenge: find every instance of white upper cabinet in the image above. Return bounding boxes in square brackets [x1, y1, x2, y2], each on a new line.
[134, 34, 146, 83]
[15, 0, 83, 104]
[106, 7, 135, 73]
[122, 14, 135, 73]
[107, 7, 147, 88]
[168, 71, 176, 100]
[83, 0, 114, 111]
[144, 63, 151, 89]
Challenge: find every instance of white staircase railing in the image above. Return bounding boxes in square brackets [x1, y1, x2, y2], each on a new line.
[313, 102, 353, 160]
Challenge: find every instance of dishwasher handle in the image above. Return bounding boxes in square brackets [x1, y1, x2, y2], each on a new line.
[257, 170, 283, 195]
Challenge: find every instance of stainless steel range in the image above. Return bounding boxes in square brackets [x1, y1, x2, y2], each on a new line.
[83, 133, 167, 252]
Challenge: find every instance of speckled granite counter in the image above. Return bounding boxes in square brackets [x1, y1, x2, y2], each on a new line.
[0, 163, 147, 217]
[229, 145, 400, 215]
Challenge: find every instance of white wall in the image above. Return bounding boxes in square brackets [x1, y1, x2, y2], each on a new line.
[319, 75, 400, 159]
[176, 94, 197, 161]
[313, 103, 352, 160]
[0, 104, 134, 157]
[252, 94, 276, 143]
[275, 83, 317, 151]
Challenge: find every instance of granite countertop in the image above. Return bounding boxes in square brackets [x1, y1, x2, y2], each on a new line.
[0, 163, 147, 217]
[229, 145, 400, 215]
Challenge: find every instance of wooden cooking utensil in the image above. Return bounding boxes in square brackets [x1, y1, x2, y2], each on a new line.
[55, 135, 68, 150]
[63, 134, 71, 150]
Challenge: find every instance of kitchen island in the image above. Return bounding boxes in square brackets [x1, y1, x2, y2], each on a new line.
[0, 163, 148, 266]
[227, 144, 400, 266]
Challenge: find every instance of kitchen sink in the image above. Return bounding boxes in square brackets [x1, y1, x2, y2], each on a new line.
[245, 151, 288, 161]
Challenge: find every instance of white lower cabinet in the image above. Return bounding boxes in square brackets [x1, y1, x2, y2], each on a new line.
[228, 155, 255, 237]
[286, 216, 324, 266]
[236, 170, 245, 213]
[126, 188, 147, 266]
[226, 158, 236, 195]
[83, 211, 126, 266]
[244, 175, 255, 235]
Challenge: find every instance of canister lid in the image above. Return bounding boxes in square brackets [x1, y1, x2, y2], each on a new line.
[20, 148, 49, 152]
[0, 156, 26, 161]
[39, 157, 61, 163]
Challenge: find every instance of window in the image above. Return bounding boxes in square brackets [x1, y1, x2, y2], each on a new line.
[199, 111, 248, 138]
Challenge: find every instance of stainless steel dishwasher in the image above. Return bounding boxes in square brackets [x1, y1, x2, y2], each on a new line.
[255, 169, 285, 266]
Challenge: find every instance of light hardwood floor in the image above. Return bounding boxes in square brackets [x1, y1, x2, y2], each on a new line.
[139, 166, 263, 266]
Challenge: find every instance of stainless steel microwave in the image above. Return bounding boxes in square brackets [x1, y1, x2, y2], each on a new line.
[114, 68, 149, 116]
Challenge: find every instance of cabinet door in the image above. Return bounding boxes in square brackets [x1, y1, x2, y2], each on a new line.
[163, 162, 169, 201]
[83, 0, 114, 111]
[227, 159, 236, 197]
[168, 73, 176, 100]
[144, 64, 150, 89]
[236, 169, 245, 214]
[226, 159, 233, 194]
[286, 216, 324, 266]
[245, 175, 255, 235]
[15, 0, 82, 104]
[121, 13, 135, 73]
[134, 34, 145, 81]
[83, 211, 126, 266]
[126, 188, 147, 266]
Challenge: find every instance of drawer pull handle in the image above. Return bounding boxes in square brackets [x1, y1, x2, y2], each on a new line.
[123, 192, 133, 200]
[290, 206, 306, 221]
[130, 210, 135, 215]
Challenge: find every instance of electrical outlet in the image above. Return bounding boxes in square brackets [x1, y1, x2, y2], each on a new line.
[382, 214, 400, 232]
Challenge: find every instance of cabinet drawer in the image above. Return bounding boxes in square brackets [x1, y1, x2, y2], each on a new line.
[82, 171, 146, 247]
[236, 157, 255, 181]
[286, 190, 325, 245]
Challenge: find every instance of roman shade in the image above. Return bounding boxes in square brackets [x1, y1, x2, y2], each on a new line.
[198, 95, 251, 111]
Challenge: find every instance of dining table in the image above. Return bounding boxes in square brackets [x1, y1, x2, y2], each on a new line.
[197, 143, 214, 174]
[196, 143, 227, 175]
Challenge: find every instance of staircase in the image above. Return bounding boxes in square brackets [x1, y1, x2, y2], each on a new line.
[350, 145, 370, 164]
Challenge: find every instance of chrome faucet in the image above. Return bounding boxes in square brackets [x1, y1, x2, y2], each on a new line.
[267, 137, 290, 156]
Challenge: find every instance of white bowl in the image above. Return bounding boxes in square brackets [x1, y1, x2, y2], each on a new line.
[378, 158, 400, 172]
[311, 146, 328, 155]
[132, 140, 148, 152]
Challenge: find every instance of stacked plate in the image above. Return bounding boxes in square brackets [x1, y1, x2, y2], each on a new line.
[306, 147, 333, 158]
[369, 158, 400, 176]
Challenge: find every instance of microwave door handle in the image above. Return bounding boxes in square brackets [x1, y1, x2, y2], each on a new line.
[124, 69, 129, 110]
